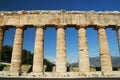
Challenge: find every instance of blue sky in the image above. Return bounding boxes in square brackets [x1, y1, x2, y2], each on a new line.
[0, 0, 120, 63]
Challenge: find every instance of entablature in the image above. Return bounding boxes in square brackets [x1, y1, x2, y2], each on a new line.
[0, 10, 120, 28]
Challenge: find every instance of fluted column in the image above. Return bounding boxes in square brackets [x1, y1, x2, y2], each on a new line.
[33, 27, 44, 72]
[10, 27, 24, 72]
[78, 27, 90, 74]
[97, 27, 112, 75]
[0, 28, 5, 62]
[117, 28, 120, 53]
[56, 26, 66, 73]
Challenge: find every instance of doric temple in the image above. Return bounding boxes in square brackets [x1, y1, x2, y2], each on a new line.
[0, 10, 120, 77]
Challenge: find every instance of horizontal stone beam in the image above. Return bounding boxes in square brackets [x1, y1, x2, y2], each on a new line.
[0, 10, 120, 27]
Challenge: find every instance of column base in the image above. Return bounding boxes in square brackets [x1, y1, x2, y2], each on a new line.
[79, 71, 90, 77]
[102, 71, 113, 76]
[30, 72, 44, 77]
[0, 71, 120, 78]
[29, 72, 81, 78]
[0, 71, 21, 76]
[9, 71, 21, 76]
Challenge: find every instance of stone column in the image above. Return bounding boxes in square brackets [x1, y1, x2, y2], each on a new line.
[117, 28, 120, 53]
[10, 27, 24, 72]
[78, 27, 90, 74]
[0, 28, 4, 62]
[97, 27, 112, 75]
[33, 27, 44, 72]
[56, 26, 67, 73]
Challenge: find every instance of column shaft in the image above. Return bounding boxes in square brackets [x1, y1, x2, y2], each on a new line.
[56, 27, 66, 73]
[117, 28, 120, 53]
[78, 28, 90, 73]
[97, 28, 112, 75]
[33, 27, 44, 72]
[0, 28, 4, 61]
[10, 27, 24, 72]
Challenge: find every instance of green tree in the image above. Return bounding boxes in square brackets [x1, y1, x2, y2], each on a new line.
[44, 59, 55, 71]
[22, 49, 33, 65]
[1, 45, 12, 63]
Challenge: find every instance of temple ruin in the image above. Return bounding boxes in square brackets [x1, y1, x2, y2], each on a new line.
[0, 10, 120, 77]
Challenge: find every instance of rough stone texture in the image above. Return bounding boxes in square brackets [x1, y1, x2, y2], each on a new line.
[0, 10, 120, 27]
[10, 27, 24, 72]
[0, 28, 4, 61]
[97, 27, 112, 75]
[52, 66, 56, 72]
[33, 27, 44, 72]
[117, 28, 120, 53]
[78, 27, 90, 74]
[21, 65, 32, 72]
[2, 65, 10, 71]
[56, 27, 66, 73]
[0, 71, 120, 78]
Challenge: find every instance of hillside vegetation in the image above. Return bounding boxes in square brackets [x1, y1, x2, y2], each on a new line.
[1, 45, 55, 72]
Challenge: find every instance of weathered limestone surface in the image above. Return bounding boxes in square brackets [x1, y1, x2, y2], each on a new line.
[117, 28, 120, 53]
[97, 27, 112, 75]
[56, 27, 66, 73]
[33, 27, 44, 72]
[10, 27, 24, 72]
[0, 28, 4, 61]
[52, 66, 56, 72]
[78, 27, 90, 74]
[0, 10, 120, 27]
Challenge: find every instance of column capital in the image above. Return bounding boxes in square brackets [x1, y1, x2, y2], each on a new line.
[16, 25, 25, 28]
[56, 25, 66, 29]
[76, 25, 87, 30]
[94, 26, 106, 30]
[112, 26, 120, 31]
[0, 26, 8, 31]
[35, 25, 45, 28]
[34, 25, 46, 30]
[15, 25, 27, 30]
